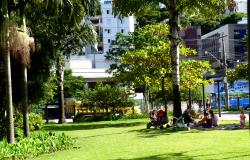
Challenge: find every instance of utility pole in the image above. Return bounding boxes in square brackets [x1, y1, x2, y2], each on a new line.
[221, 33, 230, 109]
[217, 81, 221, 117]
[247, 0, 250, 115]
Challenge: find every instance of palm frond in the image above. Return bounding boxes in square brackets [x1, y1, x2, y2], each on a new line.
[9, 26, 35, 65]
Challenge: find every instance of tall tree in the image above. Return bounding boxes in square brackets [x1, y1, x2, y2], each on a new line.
[25, 0, 99, 124]
[112, 0, 226, 120]
[8, 26, 34, 138]
[0, 0, 15, 144]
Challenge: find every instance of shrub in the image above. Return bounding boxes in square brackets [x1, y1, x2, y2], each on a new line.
[0, 131, 74, 159]
[28, 113, 45, 130]
[0, 116, 6, 140]
[15, 112, 45, 137]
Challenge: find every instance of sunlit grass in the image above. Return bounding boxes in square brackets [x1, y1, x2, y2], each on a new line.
[33, 119, 250, 160]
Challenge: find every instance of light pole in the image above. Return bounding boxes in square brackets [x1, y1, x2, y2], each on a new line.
[221, 33, 230, 109]
[247, 0, 250, 130]
[204, 47, 229, 110]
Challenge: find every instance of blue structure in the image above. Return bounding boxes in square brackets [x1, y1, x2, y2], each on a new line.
[213, 80, 249, 109]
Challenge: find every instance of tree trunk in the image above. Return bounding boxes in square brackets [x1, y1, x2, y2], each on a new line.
[5, 39, 15, 144]
[21, 15, 30, 138]
[2, 0, 15, 143]
[169, 1, 182, 121]
[57, 54, 65, 124]
[105, 107, 109, 115]
[161, 78, 167, 112]
[22, 65, 30, 137]
[143, 87, 150, 112]
[188, 88, 192, 109]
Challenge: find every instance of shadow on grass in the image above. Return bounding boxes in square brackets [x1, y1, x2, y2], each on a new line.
[42, 121, 145, 131]
[114, 153, 194, 160]
[128, 123, 249, 138]
[114, 151, 250, 160]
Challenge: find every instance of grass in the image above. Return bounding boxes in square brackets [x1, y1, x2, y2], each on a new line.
[33, 119, 250, 160]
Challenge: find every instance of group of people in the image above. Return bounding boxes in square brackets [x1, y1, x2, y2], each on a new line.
[149, 105, 247, 129]
[182, 109, 218, 128]
[198, 110, 219, 128]
[184, 109, 247, 129]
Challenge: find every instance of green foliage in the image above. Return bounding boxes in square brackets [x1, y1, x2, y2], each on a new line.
[14, 113, 44, 138]
[82, 83, 135, 114]
[0, 116, 6, 140]
[227, 64, 248, 83]
[108, 24, 212, 95]
[119, 113, 149, 120]
[180, 60, 214, 89]
[112, 0, 226, 18]
[135, 5, 169, 27]
[107, 24, 196, 87]
[0, 131, 74, 159]
[188, 12, 246, 35]
[64, 69, 86, 99]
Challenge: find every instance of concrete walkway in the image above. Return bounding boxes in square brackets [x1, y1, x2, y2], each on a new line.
[216, 111, 250, 121]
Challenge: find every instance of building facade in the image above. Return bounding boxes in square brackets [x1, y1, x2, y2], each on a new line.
[201, 24, 247, 67]
[101, 0, 135, 54]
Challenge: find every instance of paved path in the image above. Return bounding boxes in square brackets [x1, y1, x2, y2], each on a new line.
[216, 112, 249, 121]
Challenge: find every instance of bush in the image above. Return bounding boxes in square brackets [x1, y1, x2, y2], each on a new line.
[15, 112, 44, 130]
[0, 116, 6, 140]
[0, 131, 74, 159]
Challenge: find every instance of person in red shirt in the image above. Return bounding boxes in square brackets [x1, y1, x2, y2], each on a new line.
[240, 110, 246, 129]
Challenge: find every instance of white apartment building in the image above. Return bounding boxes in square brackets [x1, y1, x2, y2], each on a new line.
[65, 0, 136, 86]
[102, 0, 135, 54]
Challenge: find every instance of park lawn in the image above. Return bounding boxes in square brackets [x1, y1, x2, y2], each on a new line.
[33, 119, 250, 160]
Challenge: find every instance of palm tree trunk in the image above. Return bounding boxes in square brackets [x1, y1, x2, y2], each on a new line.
[2, 0, 15, 144]
[169, 0, 182, 121]
[22, 65, 30, 137]
[21, 14, 30, 138]
[5, 39, 15, 144]
[57, 54, 65, 124]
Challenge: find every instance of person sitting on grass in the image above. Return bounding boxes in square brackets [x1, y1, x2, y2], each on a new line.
[240, 110, 246, 129]
[209, 110, 219, 127]
[183, 109, 196, 127]
[199, 112, 212, 128]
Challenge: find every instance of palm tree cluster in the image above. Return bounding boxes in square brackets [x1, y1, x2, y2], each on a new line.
[0, 0, 100, 143]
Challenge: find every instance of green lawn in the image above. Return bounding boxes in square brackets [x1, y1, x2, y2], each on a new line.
[33, 119, 250, 160]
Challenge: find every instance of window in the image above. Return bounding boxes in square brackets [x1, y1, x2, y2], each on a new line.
[120, 19, 123, 24]
[107, 10, 110, 14]
[108, 39, 111, 43]
[121, 29, 124, 33]
[107, 29, 110, 33]
[104, 1, 111, 4]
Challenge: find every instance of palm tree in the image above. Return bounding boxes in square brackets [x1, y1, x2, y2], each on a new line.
[0, 0, 15, 144]
[9, 26, 35, 138]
